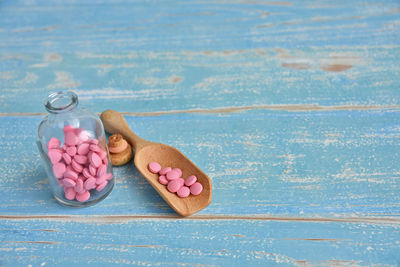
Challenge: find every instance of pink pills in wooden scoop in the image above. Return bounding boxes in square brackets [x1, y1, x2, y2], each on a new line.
[47, 125, 113, 202]
[148, 162, 203, 198]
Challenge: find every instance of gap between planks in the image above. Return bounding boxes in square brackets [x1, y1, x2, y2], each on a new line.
[0, 104, 399, 117]
[0, 215, 399, 224]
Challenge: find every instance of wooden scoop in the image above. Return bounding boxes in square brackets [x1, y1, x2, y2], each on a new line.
[100, 110, 212, 216]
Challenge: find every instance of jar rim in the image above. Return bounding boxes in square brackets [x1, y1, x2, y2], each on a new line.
[45, 91, 78, 113]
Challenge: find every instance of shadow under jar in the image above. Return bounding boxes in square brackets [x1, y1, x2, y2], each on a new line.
[37, 91, 114, 207]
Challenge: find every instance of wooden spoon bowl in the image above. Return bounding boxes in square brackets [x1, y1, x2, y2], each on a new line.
[100, 110, 212, 216]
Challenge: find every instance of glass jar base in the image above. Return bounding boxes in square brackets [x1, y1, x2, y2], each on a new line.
[53, 182, 114, 208]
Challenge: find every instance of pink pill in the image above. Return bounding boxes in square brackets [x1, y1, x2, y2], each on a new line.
[64, 187, 76, 200]
[98, 149, 107, 160]
[62, 144, 67, 152]
[75, 128, 90, 143]
[185, 175, 197, 187]
[74, 154, 88, 165]
[177, 186, 190, 198]
[102, 157, 108, 165]
[74, 178, 85, 194]
[47, 137, 61, 149]
[167, 179, 183, 193]
[166, 170, 180, 181]
[84, 177, 96, 190]
[190, 182, 203, 195]
[105, 172, 113, 180]
[148, 162, 161, 173]
[78, 174, 86, 182]
[57, 178, 63, 187]
[62, 153, 72, 165]
[48, 149, 62, 164]
[89, 164, 97, 176]
[96, 181, 108, 192]
[177, 178, 185, 187]
[97, 164, 107, 177]
[71, 159, 83, 173]
[89, 152, 102, 168]
[91, 139, 99, 145]
[172, 168, 182, 177]
[53, 162, 66, 178]
[66, 164, 73, 172]
[95, 174, 107, 185]
[64, 170, 78, 180]
[158, 175, 168, 185]
[66, 146, 77, 156]
[63, 124, 75, 132]
[65, 131, 78, 146]
[63, 178, 76, 188]
[82, 168, 92, 179]
[76, 191, 90, 202]
[89, 144, 102, 153]
[159, 167, 172, 175]
[77, 143, 90, 155]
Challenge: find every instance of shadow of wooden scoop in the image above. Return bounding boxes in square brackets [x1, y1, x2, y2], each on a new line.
[100, 110, 212, 216]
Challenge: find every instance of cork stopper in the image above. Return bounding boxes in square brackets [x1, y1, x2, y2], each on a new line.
[107, 134, 133, 166]
[108, 134, 124, 148]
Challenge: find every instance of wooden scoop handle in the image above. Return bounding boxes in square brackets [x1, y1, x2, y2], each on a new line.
[100, 110, 149, 151]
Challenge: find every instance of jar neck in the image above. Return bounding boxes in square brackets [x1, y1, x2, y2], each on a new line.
[45, 91, 78, 114]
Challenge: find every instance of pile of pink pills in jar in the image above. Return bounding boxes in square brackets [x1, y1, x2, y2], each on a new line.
[148, 162, 203, 198]
[47, 125, 112, 202]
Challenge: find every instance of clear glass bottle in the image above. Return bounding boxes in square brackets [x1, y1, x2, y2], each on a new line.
[37, 91, 114, 207]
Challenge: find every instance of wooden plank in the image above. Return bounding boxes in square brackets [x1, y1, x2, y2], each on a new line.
[0, 46, 399, 113]
[1, 110, 399, 217]
[0, 217, 399, 266]
[0, 0, 399, 113]
[1, 0, 399, 51]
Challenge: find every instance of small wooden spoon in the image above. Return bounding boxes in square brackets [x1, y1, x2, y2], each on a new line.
[100, 110, 212, 216]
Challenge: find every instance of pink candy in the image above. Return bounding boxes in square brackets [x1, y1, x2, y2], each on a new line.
[89, 152, 102, 168]
[66, 146, 77, 156]
[159, 167, 172, 175]
[148, 162, 161, 173]
[47, 125, 113, 202]
[64, 187, 76, 200]
[190, 182, 203, 195]
[167, 180, 181, 193]
[64, 170, 78, 180]
[74, 155, 88, 165]
[172, 168, 182, 177]
[48, 149, 62, 164]
[48, 137, 61, 149]
[177, 186, 190, 198]
[53, 162, 66, 178]
[62, 153, 72, 164]
[75, 178, 84, 193]
[148, 162, 203, 198]
[96, 181, 108, 191]
[84, 177, 96, 190]
[158, 175, 168, 185]
[65, 131, 78, 146]
[166, 170, 180, 181]
[185, 175, 197, 187]
[76, 191, 90, 202]
[77, 143, 90, 155]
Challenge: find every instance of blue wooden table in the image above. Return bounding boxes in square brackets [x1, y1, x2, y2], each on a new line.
[1, 0, 400, 266]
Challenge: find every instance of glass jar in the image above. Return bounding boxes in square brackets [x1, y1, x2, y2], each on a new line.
[37, 91, 114, 207]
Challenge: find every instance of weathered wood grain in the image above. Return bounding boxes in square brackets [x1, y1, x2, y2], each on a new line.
[0, 218, 399, 266]
[1, 48, 399, 113]
[1, 0, 400, 265]
[0, 0, 399, 113]
[1, 0, 399, 51]
[1, 111, 399, 217]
